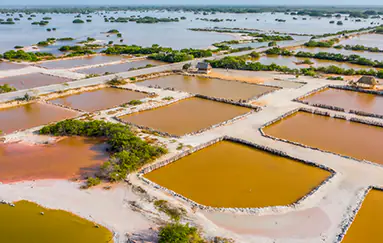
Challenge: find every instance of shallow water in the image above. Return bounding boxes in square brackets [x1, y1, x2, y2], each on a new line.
[145, 141, 330, 208]
[49, 87, 147, 112]
[0, 73, 72, 90]
[137, 75, 278, 101]
[38, 55, 126, 69]
[301, 88, 383, 116]
[77, 59, 164, 75]
[339, 34, 383, 49]
[0, 62, 27, 71]
[341, 189, 383, 243]
[264, 111, 383, 165]
[293, 47, 383, 62]
[0, 200, 113, 243]
[257, 55, 377, 70]
[119, 97, 251, 136]
[0, 137, 109, 183]
[0, 102, 78, 134]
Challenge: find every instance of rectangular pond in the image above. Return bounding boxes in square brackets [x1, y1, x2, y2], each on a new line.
[0, 137, 109, 183]
[0, 103, 79, 134]
[339, 34, 383, 49]
[144, 140, 331, 208]
[0, 73, 72, 90]
[0, 62, 27, 71]
[301, 88, 383, 116]
[137, 75, 278, 101]
[263, 111, 383, 165]
[37, 55, 126, 69]
[293, 47, 383, 62]
[0, 200, 112, 243]
[341, 189, 383, 243]
[49, 87, 148, 112]
[119, 97, 251, 136]
[77, 59, 164, 75]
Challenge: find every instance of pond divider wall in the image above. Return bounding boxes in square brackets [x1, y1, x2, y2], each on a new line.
[137, 135, 336, 214]
[294, 85, 383, 119]
[259, 107, 383, 169]
[334, 186, 383, 243]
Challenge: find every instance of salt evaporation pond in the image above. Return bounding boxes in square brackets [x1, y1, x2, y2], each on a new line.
[38, 55, 126, 69]
[0, 73, 72, 90]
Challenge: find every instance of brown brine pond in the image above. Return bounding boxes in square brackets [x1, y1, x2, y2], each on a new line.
[301, 88, 383, 116]
[0, 137, 109, 183]
[137, 75, 278, 101]
[0, 103, 78, 134]
[77, 59, 164, 75]
[119, 97, 251, 136]
[0, 73, 72, 90]
[341, 189, 383, 243]
[49, 88, 148, 112]
[264, 111, 383, 165]
[144, 141, 331, 208]
[38, 55, 126, 69]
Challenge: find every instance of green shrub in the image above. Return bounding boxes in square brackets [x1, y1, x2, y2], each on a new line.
[0, 84, 16, 93]
[158, 223, 203, 243]
[154, 200, 186, 221]
[73, 19, 84, 24]
[128, 100, 143, 106]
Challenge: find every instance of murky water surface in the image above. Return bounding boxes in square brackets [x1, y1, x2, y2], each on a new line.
[49, 87, 147, 112]
[339, 34, 383, 49]
[0, 62, 27, 71]
[119, 97, 251, 136]
[77, 59, 164, 75]
[0, 200, 113, 243]
[264, 111, 383, 165]
[38, 55, 126, 69]
[302, 88, 383, 116]
[342, 189, 383, 243]
[0, 103, 78, 134]
[145, 141, 330, 208]
[0, 137, 109, 183]
[0, 73, 71, 90]
[137, 75, 277, 101]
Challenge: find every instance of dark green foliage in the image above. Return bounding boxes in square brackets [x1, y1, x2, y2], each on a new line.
[39, 120, 167, 182]
[127, 100, 143, 106]
[304, 38, 339, 48]
[2, 50, 53, 62]
[158, 223, 203, 243]
[0, 84, 16, 93]
[265, 47, 293, 56]
[73, 19, 84, 24]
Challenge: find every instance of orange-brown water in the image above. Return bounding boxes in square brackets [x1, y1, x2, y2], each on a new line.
[302, 88, 383, 116]
[137, 75, 277, 101]
[119, 97, 251, 136]
[145, 141, 330, 208]
[0, 73, 72, 90]
[0, 103, 78, 134]
[264, 111, 383, 165]
[49, 88, 148, 112]
[341, 189, 383, 243]
[78, 59, 164, 75]
[38, 55, 126, 69]
[0, 137, 109, 183]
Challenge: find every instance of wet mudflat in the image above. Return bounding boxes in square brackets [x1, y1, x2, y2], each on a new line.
[0, 137, 109, 183]
[342, 189, 383, 243]
[0, 200, 113, 243]
[77, 59, 164, 75]
[145, 141, 331, 208]
[0, 73, 72, 90]
[0, 62, 27, 71]
[49, 87, 148, 112]
[38, 55, 126, 69]
[301, 88, 383, 116]
[119, 97, 251, 136]
[264, 111, 383, 165]
[137, 75, 278, 101]
[0, 103, 78, 134]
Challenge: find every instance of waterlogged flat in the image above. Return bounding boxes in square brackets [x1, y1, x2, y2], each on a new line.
[77, 59, 164, 75]
[294, 47, 383, 62]
[339, 34, 383, 49]
[0, 137, 109, 183]
[137, 75, 277, 101]
[0, 200, 113, 243]
[342, 189, 383, 243]
[0, 62, 27, 71]
[49, 87, 147, 112]
[0, 73, 72, 90]
[264, 111, 383, 165]
[0, 103, 78, 134]
[145, 141, 330, 208]
[119, 97, 251, 136]
[302, 88, 383, 116]
[38, 55, 126, 69]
